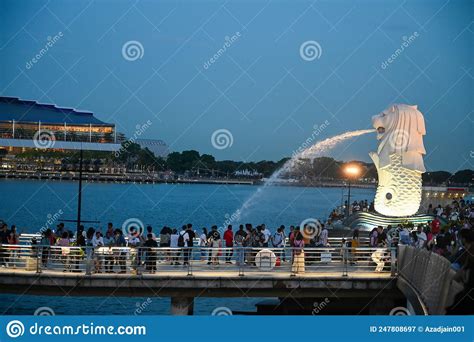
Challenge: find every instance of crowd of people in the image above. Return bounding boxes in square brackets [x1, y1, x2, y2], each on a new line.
[0, 219, 334, 275]
[329, 199, 375, 222]
[0, 200, 472, 290]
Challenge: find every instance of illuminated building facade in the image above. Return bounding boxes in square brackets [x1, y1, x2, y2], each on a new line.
[0, 96, 118, 153]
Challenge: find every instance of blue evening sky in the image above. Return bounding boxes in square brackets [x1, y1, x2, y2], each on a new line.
[0, 0, 472, 172]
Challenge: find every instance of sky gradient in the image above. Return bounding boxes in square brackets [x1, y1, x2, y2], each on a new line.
[0, 0, 472, 172]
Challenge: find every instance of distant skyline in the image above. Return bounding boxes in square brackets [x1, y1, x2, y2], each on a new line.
[0, 0, 472, 172]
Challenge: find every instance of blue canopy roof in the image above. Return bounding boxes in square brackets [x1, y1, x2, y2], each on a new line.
[0, 96, 113, 126]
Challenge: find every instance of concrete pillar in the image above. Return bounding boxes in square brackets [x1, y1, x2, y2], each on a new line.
[170, 297, 194, 316]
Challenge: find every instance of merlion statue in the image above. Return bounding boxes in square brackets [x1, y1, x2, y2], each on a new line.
[369, 104, 426, 217]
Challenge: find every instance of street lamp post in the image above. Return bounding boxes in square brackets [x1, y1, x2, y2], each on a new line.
[347, 178, 352, 217]
[344, 164, 361, 217]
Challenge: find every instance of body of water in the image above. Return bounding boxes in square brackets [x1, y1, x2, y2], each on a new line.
[0, 179, 374, 315]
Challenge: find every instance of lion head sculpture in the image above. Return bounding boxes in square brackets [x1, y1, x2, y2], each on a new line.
[371, 104, 426, 173]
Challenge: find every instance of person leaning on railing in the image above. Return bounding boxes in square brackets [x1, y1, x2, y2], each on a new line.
[0, 223, 10, 267]
[208, 226, 221, 265]
[349, 229, 360, 265]
[7, 226, 19, 268]
[92, 231, 105, 273]
[40, 228, 52, 267]
[103, 224, 115, 273]
[113, 229, 127, 273]
[143, 234, 158, 273]
[234, 225, 247, 266]
[271, 226, 285, 263]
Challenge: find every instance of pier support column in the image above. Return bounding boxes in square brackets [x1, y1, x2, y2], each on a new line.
[170, 297, 194, 315]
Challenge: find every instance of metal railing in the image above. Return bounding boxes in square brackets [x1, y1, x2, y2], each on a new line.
[0, 244, 396, 277]
[397, 245, 460, 314]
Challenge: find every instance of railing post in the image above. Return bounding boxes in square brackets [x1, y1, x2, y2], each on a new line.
[85, 247, 92, 275]
[342, 246, 348, 277]
[290, 248, 296, 277]
[238, 246, 244, 277]
[36, 246, 42, 274]
[187, 248, 193, 276]
[390, 247, 396, 276]
[136, 248, 141, 276]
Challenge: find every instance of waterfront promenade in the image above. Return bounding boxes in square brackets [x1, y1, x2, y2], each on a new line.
[0, 244, 457, 315]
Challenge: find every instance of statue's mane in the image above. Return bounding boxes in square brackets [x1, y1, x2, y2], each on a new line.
[378, 104, 426, 173]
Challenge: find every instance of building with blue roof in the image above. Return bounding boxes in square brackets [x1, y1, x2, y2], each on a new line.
[0, 96, 119, 151]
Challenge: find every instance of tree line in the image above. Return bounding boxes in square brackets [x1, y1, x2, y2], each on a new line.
[3, 141, 473, 185]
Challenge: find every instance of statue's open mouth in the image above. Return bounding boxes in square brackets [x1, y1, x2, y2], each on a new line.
[377, 127, 385, 134]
